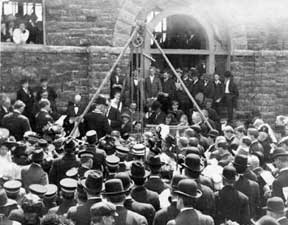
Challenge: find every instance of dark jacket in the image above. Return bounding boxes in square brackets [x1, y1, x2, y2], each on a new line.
[16, 88, 34, 119]
[81, 111, 112, 138]
[272, 169, 288, 201]
[153, 200, 179, 225]
[235, 175, 260, 219]
[115, 205, 148, 225]
[147, 111, 166, 125]
[49, 199, 77, 215]
[0, 106, 10, 126]
[190, 79, 204, 97]
[145, 176, 170, 194]
[162, 78, 176, 100]
[203, 80, 214, 99]
[67, 198, 102, 225]
[35, 86, 57, 102]
[85, 144, 106, 171]
[2, 111, 31, 141]
[215, 185, 250, 225]
[167, 208, 214, 225]
[213, 80, 224, 101]
[144, 76, 162, 99]
[49, 153, 80, 186]
[35, 109, 54, 135]
[131, 186, 160, 211]
[63, 101, 84, 134]
[124, 197, 156, 225]
[107, 106, 122, 131]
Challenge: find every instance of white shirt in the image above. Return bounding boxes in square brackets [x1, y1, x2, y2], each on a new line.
[150, 76, 155, 83]
[225, 79, 230, 94]
[13, 28, 29, 44]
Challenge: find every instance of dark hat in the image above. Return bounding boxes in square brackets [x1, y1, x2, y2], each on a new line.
[259, 125, 269, 134]
[151, 101, 161, 111]
[29, 184, 47, 197]
[272, 147, 288, 160]
[233, 154, 248, 173]
[95, 96, 108, 106]
[3, 180, 21, 194]
[31, 149, 44, 162]
[121, 113, 130, 119]
[44, 184, 58, 198]
[106, 155, 120, 168]
[102, 178, 126, 196]
[208, 129, 219, 138]
[222, 165, 237, 181]
[115, 145, 130, 156]
[129, 161, 150, 179]
[191, 124, 201, 134]
[90, 201, 118, 218]
[86, 130, 97, 143]
[183, 147, 200, 156]
[65, 167, 78, 179]
[131, 144, 145, 156]
[0, 188, 17, 208]
[263, 197, 287, 213]
[147, 155, 164, 167]
[64, 140, 76, 152]
[171, 174, 186, 189]
[114, 172, 134, 191]
[37, 139, 48, 148]
[174, 179, 202, 199]
[182, 153, 204, 172]
[13, 143, 27, 157]
[78, 150, 94, 159]
[81, 170, 103, 194]
[60, 178, 77, 194]
[224, 71, 232, 78]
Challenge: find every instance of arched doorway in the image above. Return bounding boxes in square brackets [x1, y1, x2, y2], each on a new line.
[142, 8, 230, 75]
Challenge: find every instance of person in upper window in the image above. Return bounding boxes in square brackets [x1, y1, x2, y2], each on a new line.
[13, 22, 29, 44]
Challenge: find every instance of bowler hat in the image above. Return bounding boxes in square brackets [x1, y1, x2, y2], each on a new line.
[95, 96, 108, 106]
[81, 170, 103, 194]
[147, 155, 164, 167]
[263, 197, 287, 213]
[174, 179, 202, 199]
[90, 201, 118, 218]
[272, 147, 288, 159]
[182, 153, 204, 172]
[102, 179, 126, 196]
[222, 165, 237, 181]
[129, 161, 150, 179]
[114, 172, 134, 191]
[171, 174, 186, 189]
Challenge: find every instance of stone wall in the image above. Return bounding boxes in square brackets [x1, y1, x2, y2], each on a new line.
[0, 44, 129, 112]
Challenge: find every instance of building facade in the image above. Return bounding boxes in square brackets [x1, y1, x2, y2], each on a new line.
[1, 0, 288, 122]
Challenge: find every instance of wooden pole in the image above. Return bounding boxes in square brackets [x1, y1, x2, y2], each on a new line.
[68, 26, 139, 139]
[146, 27, 213, 131]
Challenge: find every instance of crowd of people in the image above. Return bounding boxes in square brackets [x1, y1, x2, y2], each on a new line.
[1, 65, 288, 225]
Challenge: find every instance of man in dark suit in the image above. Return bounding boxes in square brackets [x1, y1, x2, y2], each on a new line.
[0, 95, 12, 126]
[223, 71, 239, 124]
[35, 77, 57, 103]
[115, 172, 156, 225]
[67, 170, 103, 225]
[272, 148, 288, 201]
[147, 101, 166, 125]
[190, 69, 204, 98]
[63, 94, 84, 134]
[212, 74, 224, 115]
[81, 96, 112, 139]
[106, 103, 122, 131]
[144, 66, 162, 100]
[215, 165, 250, 225]
[103, 178, 148, 225]
[49, 178, 77, 215]
[49, 140, 80, 186]
[145, 155, 170, 194]
[35, 99, 54, 136]
[153, 174, 186, 225]
[2, 100, 31, 141]
[167, 179, 214, 225]
[264, 197, 288, 225]
[21, 149, 49, 191]
[16, 78, 34, 125]
[110, 66, 125, 98]
[130, 161, 160, 211]
[202, 74, 214, 99]
[233, 154, 260, 219]
[161, 70, 176, 101]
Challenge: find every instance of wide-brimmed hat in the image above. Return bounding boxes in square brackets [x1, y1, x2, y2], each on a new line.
[78, 150, 94, 159]
[272, 147, 288, 160]
[182, 153, 204, 172]
[29, 184, 47, 197]
[102, 178, 127, 196]
[81, 170, 103, 194]
[106, 155, 120, 168]
[174, 179, 202, 199]
[114, 172, 134, 192]
[95, 96, 108, 106]
[60, 178, 77, 194]
[3, 180, 22, 194]
[129, 161, 150, 179]
[263, 197, 288, 213]
[44, 184, 58, 199]
[131, 144, 145, 156]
